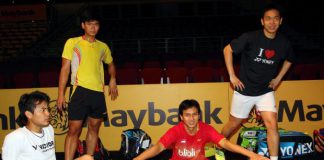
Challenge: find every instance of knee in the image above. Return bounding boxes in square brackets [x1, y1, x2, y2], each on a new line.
[88, 123, 101, 132]
[264, 120, 278, 131]
[228, 121, 241, 128]
[227, 116, 243, 127]
[67, 126, 82, 136]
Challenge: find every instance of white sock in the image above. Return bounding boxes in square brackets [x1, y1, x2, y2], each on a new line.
[270, 156, 278, 160]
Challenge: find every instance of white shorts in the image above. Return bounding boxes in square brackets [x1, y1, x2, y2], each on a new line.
[230, 91, 277, 119]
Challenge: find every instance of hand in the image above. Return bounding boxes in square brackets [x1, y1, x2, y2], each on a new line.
[268, 78, 281, 90]
[56, 95, 67, 111]
[249, 154, 269, 160]
[109, 78, 118, 100]
[230, 75, 245, 91]
[75, 155, 94, 160]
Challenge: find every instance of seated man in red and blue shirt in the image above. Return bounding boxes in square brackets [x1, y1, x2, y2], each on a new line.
[134, 99, 269, 160]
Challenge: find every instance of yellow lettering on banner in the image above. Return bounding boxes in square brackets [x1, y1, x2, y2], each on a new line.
[0, 81, 323, 152]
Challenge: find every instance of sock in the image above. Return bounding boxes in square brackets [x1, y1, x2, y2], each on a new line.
[270, 156, 278, 160]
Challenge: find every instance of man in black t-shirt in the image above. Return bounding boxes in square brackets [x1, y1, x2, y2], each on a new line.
[221, 4, 295, 160]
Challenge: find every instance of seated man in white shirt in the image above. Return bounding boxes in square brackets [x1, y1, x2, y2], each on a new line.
[1, 91, 92, 160]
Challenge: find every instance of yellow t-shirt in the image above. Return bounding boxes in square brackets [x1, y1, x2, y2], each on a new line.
[62, 36, 113, 92]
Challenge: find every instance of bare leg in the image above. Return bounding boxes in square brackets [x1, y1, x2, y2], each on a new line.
[85, 117, 102, 156]
[65, 120, 83, 160]
[221, 115, 245, 139]
[261, 111, 279, 157]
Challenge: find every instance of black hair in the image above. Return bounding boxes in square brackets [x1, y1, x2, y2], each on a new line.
[80, 6, 102, 23]
[261, 3, 283, 18]
[16, 91, 50, 127]
[178, 99, 201, 121]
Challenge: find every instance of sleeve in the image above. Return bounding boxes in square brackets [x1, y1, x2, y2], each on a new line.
[230, 32, 249, 55]
[283, 40, 295, 63]
[62, 38, 74, 60]
[159, 127, 177, 149]
[207, 125, 225, 146]
[103, 44, 113, 64]
[2, 133, 22, 160]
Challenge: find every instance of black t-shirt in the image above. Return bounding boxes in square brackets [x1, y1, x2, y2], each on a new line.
[230, 30, 295, 96]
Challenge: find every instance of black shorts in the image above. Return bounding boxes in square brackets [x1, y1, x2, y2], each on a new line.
[68, 86, 107, 120]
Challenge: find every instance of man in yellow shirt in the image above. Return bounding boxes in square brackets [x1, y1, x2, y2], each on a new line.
[57, 7, 118, 160]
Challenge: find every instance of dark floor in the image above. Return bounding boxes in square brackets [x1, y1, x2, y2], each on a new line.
[0, 151, 322, 160]
[55, 150, 323, 160]
[55, 150, 244, 160]
[0, 151, 322, 159]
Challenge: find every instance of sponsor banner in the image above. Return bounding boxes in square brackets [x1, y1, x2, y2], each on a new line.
[0, 80, 323, 151]
[0, 4, 46, 22]
[0, 83, 229, 151]
[276, 80, 324, 134]
[101, 83, 229, 151]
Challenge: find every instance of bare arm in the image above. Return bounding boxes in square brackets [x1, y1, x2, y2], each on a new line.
[223, 44, 245, 91]
[108, 62, 118, 100]
[57, 58, 71, 110]
[133, 142, 165, 160]
[268, 60, 292, 90]
[219, 138, 269, 160]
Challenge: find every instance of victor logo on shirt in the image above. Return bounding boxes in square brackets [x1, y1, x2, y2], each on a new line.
[32, 141, 55, 152]
[178, 148, 196, 157]
[254, 48, 275, 65]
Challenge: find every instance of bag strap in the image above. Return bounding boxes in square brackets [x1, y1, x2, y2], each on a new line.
[122, 133, 129, 154]
[137, 132, 146, 154]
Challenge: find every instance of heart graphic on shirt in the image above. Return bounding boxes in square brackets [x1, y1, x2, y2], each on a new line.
[265, 49, 275, 59]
